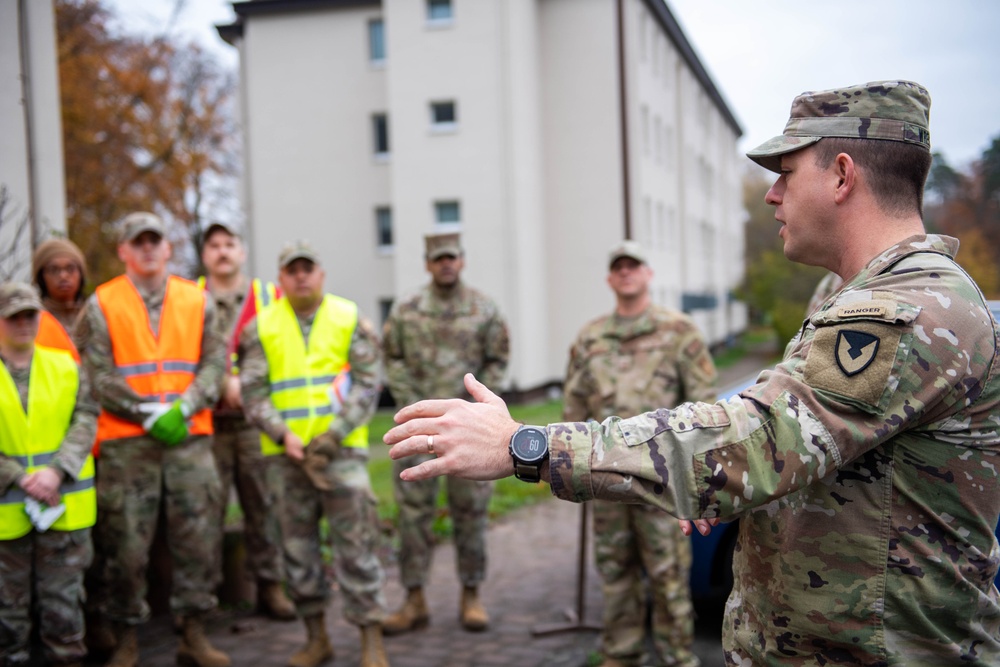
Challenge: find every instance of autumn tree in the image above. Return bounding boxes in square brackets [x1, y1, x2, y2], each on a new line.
[57, 0, 237, 284]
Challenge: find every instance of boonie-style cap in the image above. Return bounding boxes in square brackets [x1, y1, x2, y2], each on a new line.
[747, 80, 931, 173]
[425, 232, 462, 261]
[608, 240, 648, 268]
[0, 282, 43, 318]
[279, 239, 321, 269]
[118, 211, 166, 244]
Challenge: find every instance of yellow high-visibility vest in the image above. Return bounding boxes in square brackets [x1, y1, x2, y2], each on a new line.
[0, 347, 96, 539]
[257, 294, 368, 456]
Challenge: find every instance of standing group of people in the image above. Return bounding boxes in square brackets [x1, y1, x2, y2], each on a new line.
[0, 201, 711, 667]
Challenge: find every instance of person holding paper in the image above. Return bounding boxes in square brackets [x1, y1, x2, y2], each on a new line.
[0, 281, 98, 666]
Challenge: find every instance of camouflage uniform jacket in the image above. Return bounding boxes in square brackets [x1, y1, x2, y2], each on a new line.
[547, 235, 1000, 665]
[239, 303, 381, 444]
[0, 354, 98, 494]
[563, 305, 718, 423]
[383, 281, 509, 405]
[74, 277, 226, 424]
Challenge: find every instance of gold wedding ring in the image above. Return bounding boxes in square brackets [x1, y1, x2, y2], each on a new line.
[427, 435, 435, 454]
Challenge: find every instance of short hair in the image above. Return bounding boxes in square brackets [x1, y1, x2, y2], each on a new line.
[813, 138, 932, 217]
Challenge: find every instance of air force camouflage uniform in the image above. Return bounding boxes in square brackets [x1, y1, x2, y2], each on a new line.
[542, 82, 1000, 665]
[564, 303, 717, 667]
[382, 279, 510, 590]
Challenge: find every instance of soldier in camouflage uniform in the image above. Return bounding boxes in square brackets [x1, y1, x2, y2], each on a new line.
[198, 220, 295, 621]
[385, 81, 1000, 665]
[381, 233, 510, 635]
[563, 241, 716, 667]
[0, 283, 97, 667]
[74, 213, 230, 667]
[240, 240, 389, 667]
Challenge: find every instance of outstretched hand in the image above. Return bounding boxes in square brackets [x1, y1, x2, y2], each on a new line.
[384, 373, 520, 481]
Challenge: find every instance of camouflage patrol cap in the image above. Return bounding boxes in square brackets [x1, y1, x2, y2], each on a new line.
[0, 282, 43, 319]
[608, 240, 648, 268]
[747, 80, 932, 173]
[278, 239, 321, 269]
[425, 232, 462, 261]
[118, 211, 166, 244]
[201, 218, 243, 241]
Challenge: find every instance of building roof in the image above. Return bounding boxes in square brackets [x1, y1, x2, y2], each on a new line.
[646, 0, 742, 137]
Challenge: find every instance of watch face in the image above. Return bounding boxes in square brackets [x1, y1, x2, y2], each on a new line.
[511, 426, 547, 463]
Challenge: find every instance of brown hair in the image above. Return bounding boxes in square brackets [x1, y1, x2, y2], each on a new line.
[813, 138, 932, 217]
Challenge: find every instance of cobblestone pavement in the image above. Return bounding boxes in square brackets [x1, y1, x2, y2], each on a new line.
[79, 353, 769, 666]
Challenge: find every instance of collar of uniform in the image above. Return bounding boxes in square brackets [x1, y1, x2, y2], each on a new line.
[605, 306, 657, 339]
[420, 281, 471, 315]
[852, 234, 959, 286]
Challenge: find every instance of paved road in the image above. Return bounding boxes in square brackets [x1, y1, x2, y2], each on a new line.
[85, 352, 771, 666]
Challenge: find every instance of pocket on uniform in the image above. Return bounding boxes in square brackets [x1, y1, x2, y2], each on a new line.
[618, 402, 731, 446]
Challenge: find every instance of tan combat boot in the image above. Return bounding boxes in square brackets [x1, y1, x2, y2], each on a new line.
[177, 615, 231, 667]
[460, 586, 489, 631]
[259, 580, 297, 621]
[382, 588, 429, 635]
[359, 624, 389, 667]
[104, 624, 138, 667]
[288, 613, 333, 667]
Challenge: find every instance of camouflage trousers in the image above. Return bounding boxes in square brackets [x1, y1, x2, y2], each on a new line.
[96, 435, 222, 624]
[211, 419, 285, 585]
[272, 448, 386, 625]
[0, 528, 93, 664]
[392, 453, 493, 589]
[592, 499, 698, 667]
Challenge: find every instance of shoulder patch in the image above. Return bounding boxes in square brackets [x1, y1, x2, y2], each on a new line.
[835, 330, 880, 376]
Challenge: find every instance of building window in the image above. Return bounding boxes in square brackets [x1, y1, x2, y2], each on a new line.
[435, 200, 461, 229]
[427, 0, 453, 23]
[430, 101, 457, 131]
[378, 298, 394, 327]
[368, 19, 385, 63]
[375, 207, 393, 249]
[641, 105, 649, 157]
[372, 113, 389, 156]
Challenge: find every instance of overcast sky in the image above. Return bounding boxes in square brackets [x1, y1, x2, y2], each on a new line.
[107, 0, 1000, 167]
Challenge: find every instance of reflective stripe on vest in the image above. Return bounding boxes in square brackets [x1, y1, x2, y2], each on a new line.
[94, 275, 213, 443]
[0, 346, 96, 539]
[256, 294, 368, 456]
[35, 310, 80, 363]
[199, 277, 278, 374]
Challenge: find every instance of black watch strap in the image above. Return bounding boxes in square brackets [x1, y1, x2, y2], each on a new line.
[514, 462, 542, 483]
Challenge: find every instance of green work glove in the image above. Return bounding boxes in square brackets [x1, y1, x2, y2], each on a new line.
[147, 401, 189, 447]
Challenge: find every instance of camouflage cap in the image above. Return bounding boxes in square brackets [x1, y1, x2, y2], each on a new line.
[608, 240, 648, 268]
[0, 282, 43, 319]
[278, 239, 321, 269]
[747, 80, 932, 173]
[201, 218, 243, 241]
[118, 211, 166, 244]
[425, 232, 462, 261]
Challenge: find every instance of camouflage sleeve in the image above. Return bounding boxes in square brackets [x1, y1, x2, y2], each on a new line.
[675, 321, 719, 405]
[239, 318, 288, 442]
[329, 314, 381, 441]
[382, 304, 421, 407]
[179, 297, 225, 412]
[547, 277, 991, 520]
[561, 334, 594, 422]
[51, 365, 99, 482]
[0, 455, 25, 495]
[478, 304, 510, 389]
[75, 295, 146, 423]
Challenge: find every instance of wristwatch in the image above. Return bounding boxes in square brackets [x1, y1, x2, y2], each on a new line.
[509, 425, 549, 483]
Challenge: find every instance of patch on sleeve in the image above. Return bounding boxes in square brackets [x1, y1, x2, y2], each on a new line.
[804, 321, 903, 411]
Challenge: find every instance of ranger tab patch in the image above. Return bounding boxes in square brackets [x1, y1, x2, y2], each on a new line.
[835, 330, 880, 376]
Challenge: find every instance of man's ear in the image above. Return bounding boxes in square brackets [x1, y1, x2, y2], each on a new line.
[833, 152, 856, 205]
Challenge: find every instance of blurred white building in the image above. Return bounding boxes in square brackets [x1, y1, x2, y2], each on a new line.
[0, 0, 67, 280]
[220, 0, 747, 393]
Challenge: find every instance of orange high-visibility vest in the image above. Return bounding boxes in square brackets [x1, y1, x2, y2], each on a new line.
[94, 275, 213, 443]
[35, 310, 80, 363]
